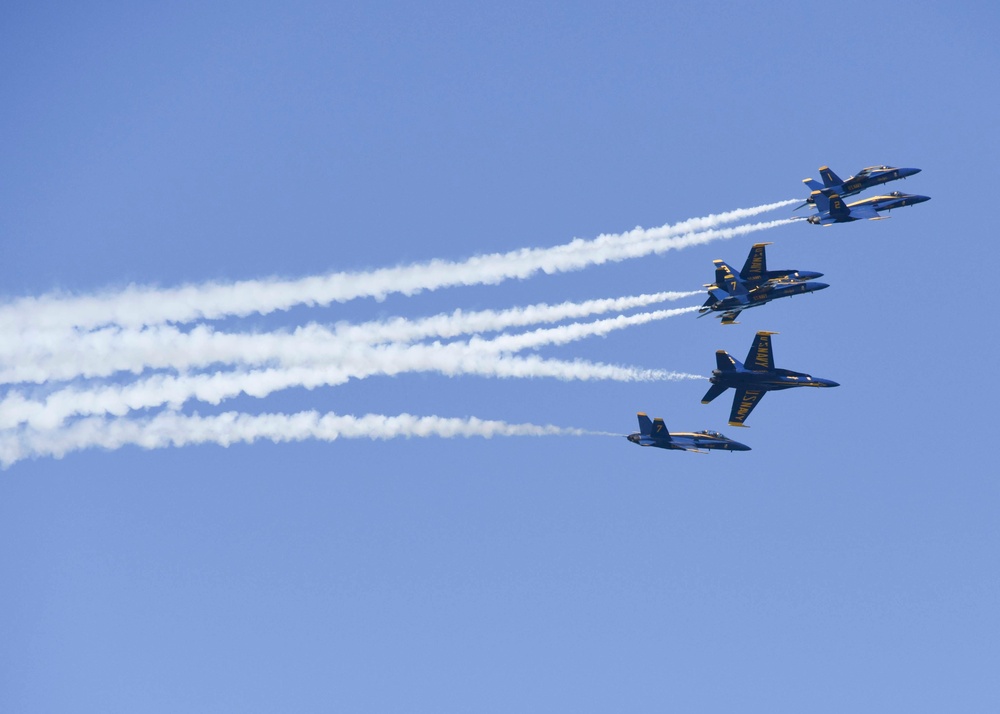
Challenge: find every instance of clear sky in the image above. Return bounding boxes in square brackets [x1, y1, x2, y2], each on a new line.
[2, 2, 999, 711]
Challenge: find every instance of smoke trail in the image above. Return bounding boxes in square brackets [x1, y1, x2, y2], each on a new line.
[0, 291, 700, 384]
[0, 204, 797, 333]
[0, 410, 612, 468]
[0, 309, 704, 429]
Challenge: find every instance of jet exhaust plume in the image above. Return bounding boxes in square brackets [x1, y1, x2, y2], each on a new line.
[0, 292, 701, 384]
[0, 309, 704, 430]
[0, 203, 797, 333]
[0, 410, 610, 468]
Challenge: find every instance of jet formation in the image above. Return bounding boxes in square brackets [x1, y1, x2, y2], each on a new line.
[628, 163, 924, 454]
[795, 164, 920, 210]
[796, 163, 930, 225]
[698, 243, 828, 325]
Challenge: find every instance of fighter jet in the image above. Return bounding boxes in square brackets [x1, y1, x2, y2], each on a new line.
[796, 165, 920, 209]
[702, 331, 839, 426]
[699, 243, 828, 324]
[712, 243, 824, 290]
[806, 190, 930, 225]
[626, 412, 750, 453]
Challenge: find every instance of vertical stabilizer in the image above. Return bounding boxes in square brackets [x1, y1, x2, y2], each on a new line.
[818, 166, 844, 187]
[651, 418, 671, 441]
[713, 261, 746, 295]
[715, 350, 740, 372]
[824, 192, 851, 221]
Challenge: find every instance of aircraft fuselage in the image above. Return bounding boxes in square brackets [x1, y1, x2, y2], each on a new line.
[709, 368, 839, 392]
[626, 432, 750, 452]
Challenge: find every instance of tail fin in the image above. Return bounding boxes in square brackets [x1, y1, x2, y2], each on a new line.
[811, 190, 831, 213]
[819, 166, 843, 187]
[802, 177, 824, 191]
[651, 417, 671, 441]
[715, 350, 740, 372]
[713, 260, 746, 295]
[637, 412, 654, 436]
[823, 192, 851, 220]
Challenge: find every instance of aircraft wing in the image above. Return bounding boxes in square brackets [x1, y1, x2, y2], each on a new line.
[851, 203, 879, 220]
[740, 243, 769, 283]
[745, 331, 775, 371]
[720, 310, 741, 325]
[728, 388, 765, 427]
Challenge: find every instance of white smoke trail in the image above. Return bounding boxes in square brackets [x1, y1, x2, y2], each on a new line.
[0, 204, 797, 333]
[0, 309, 704, 430]
[0, 410, 613, 468]
[0, 291, 700, 384]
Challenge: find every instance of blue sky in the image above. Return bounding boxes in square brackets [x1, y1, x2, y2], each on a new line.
[2, 2, 999, 711]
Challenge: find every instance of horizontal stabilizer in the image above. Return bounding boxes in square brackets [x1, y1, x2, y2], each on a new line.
[702, 382, 729, 404]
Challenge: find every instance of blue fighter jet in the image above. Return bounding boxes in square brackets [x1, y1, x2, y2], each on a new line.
[716, 242, 824, 289]
[626, 412, 750, 453]
[796, 165, 920, 209]
[698, 243, 828, 324]
[702, 331, 839, 426]
[806, 190, 930, 225]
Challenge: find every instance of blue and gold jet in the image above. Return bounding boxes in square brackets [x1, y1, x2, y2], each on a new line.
[806, 190, 930, 225]
[626, 413, 750, 453]
[796, 164, 921, 209]
[699, 243, 828, 324]
[702, 331, 839, 426]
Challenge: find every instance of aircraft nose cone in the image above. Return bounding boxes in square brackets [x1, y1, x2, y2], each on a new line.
[797, 271, 823, 280]
[913, 195, 931, 203]
[810, 282, 830, 291]
[900, 167, 921, 178]
[820, 378, 840, 388]
[730, 441, 752, 451]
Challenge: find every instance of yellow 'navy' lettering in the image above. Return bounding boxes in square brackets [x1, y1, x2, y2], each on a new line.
[753, 339, 771, 369]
